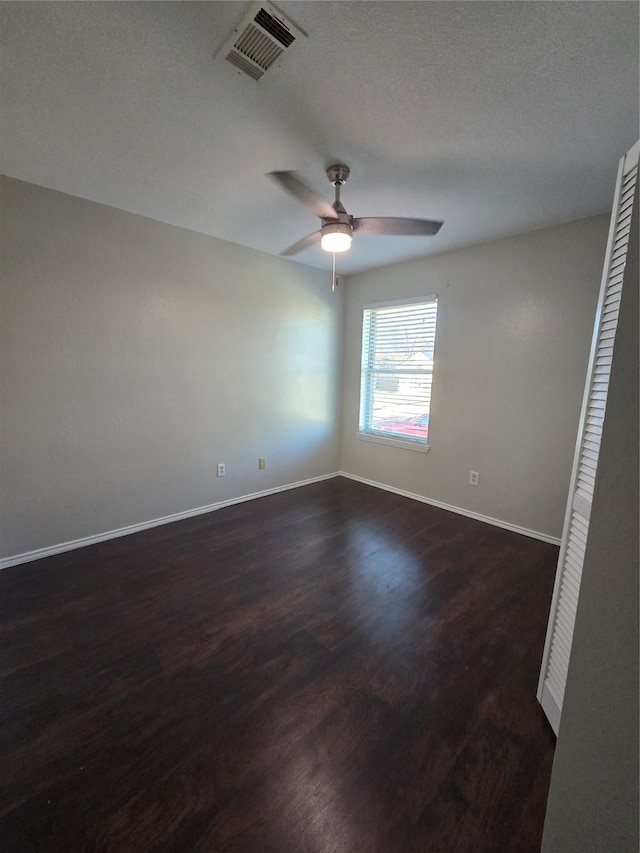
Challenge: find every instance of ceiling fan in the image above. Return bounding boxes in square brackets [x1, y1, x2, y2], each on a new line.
[268, 164, 443, 256]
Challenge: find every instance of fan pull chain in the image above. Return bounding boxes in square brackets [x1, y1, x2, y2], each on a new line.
[332, 252, 337, 293]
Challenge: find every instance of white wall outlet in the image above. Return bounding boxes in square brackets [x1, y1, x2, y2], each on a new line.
[258, 457, 266, 470]
[217, 463, 226, 477]
[469, 470, 479, 486]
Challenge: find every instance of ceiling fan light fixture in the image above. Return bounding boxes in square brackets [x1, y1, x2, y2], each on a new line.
[321, 221, 352, 253]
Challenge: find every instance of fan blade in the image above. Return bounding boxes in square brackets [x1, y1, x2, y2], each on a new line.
[353, 217, 443, 236]
[269, 171, 338, 220]
[281, 230, 322, 256]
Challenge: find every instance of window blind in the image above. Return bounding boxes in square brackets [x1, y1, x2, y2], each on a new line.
[359, 298, 438, 445]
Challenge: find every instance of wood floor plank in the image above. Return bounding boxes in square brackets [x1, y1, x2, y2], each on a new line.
[0, 477, 556, 851]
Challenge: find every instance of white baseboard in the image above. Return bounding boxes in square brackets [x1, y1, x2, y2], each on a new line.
[0, 470, 560, 570]
[0, 472, 341, 570]
[338, 471, 561, 546]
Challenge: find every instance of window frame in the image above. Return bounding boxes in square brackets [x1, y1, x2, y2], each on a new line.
[356, 295, 438, 453]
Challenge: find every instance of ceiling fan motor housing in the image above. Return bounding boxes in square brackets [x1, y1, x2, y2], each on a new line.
[323, 208, 353, 232]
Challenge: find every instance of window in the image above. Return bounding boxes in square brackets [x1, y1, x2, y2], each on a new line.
[358, 296, 438, 450]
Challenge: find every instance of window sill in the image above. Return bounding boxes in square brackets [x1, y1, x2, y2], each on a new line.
[355, 431, 431, 453]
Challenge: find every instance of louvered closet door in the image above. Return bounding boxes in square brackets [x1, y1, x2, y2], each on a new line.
[538, 140, 639, 735]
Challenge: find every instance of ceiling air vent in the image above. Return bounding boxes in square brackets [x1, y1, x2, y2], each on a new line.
[219, 2, 305, 81]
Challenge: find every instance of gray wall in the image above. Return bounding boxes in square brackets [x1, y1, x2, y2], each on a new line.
[0, 177, 343, 559]
[339, 215, 609, 539]
[0, 175, 611, 558]
[541, 187, 639, 852]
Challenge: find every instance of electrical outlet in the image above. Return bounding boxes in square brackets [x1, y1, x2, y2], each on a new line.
[258, 457, 266, 470]
[469, 470, 479, 486]
[217, 463, 226, 477]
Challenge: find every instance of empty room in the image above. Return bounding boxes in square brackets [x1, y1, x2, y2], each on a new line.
[0, 2, 638, 852]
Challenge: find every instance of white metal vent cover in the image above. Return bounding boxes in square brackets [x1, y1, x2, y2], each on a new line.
[217, 2, 306, 81]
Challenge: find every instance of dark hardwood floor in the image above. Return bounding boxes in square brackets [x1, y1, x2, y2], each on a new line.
[0, 477, 557, 852]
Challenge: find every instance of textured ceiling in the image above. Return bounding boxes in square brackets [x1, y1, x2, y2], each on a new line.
[1, 1, 638, 274]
